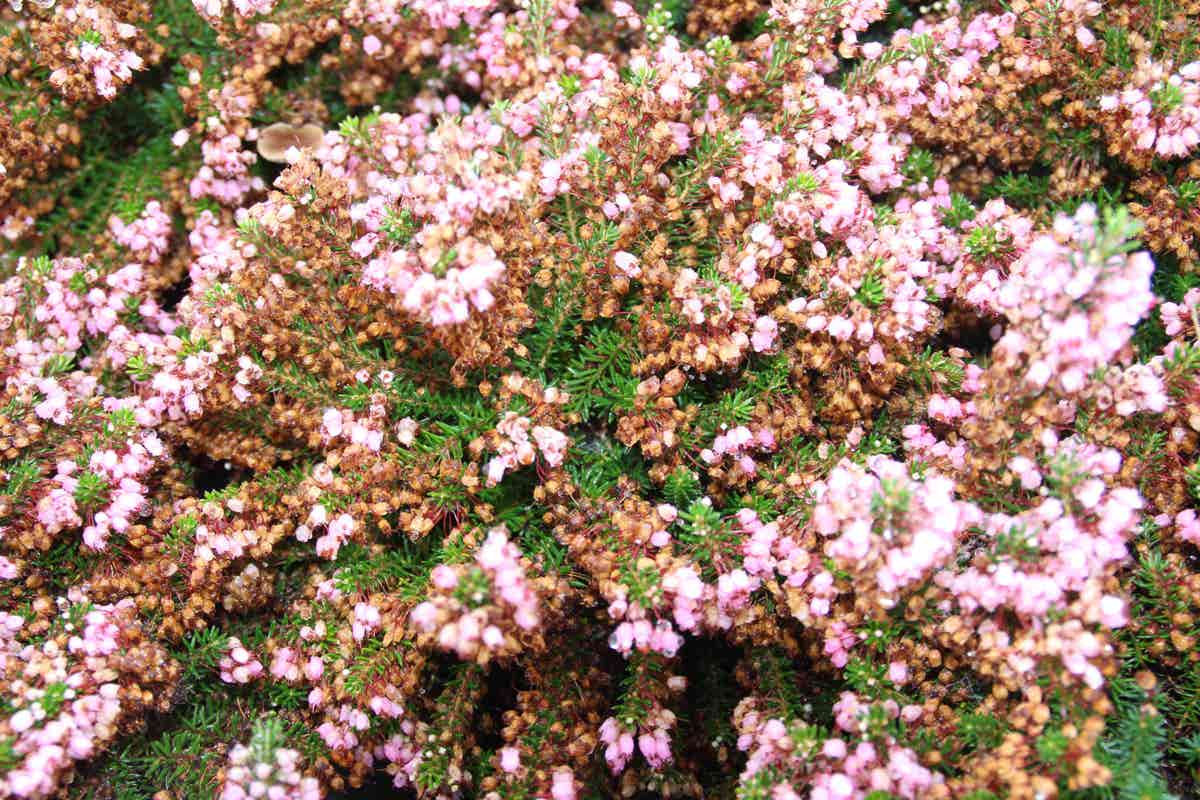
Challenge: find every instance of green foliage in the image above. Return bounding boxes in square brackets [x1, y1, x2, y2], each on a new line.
[663, 466, 702, 507]
[1175, 181, 1200, 211]
[72, 471, 110, 510]
[684, 386, 757, 448]
[567, 434, 651, 498]
[41, 353, 76, 377]
[177, 627, 228, 686]
[414, 664, 483, 793]
[675, 499, 745, 581]
[2, 459, 41, 501]
[941, 193, 977, 230]
[843, 657, 889, 699]
[1149, 83, 1185, 113]
[126, 354, 156, 382]
[1102, 25, 1134, 71]
[331, 539, 450, 598]
[957, 710, 1009, 752]
[669, 131, 741, 213]
[855, 262, 887, 308]
[738, 765, 789, 800]
[1085, 691, 1178, 800]
[99, 697, 249, 800]
[0, 738, 19, 772]
[381, 208, 418, 245]
[35, 127, 180, 256]
[562, 326, 638, 422]
[344, 637, 409, 698]
[1037, 726, 1071, 764]
[901, 148, 937, 185]
[904, 348, 965, 393]
[963, 223, 1015, 261]
[982, 173, 1052, 209]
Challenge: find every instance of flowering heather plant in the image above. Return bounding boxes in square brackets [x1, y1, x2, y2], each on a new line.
[5, 0, 1200, 798]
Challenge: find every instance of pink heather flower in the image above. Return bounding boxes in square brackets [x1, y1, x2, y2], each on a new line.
[353, 602, 382, 641]
[531, 425, 569, 466]
[409, 601, 438, 631]
[1176, 509, 1200, 544]
[551, 769, 577, 800]
[270, 647, 300, 681]
[431, 564, 459, 589]
[823, 622, 858, 668]
[827, 773, 854, 800]
[613, 250, 641, 278]
[396, 417, 419, 445]
[322, 408, 344, 438]
[414, 527, 541, 659]
[329, 513, 355, 539]
[316, 513, 355, 559]
[219, 638, 263, 684]
[486, 456, 508, 485]
[751, 316, 778, 352]
[1098, 595, 1128, 628]
[109, 201, 172, 263]
[221, 732, 320, 800]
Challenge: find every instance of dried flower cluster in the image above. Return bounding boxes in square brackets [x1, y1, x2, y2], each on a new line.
[3, 0, 1200, 798]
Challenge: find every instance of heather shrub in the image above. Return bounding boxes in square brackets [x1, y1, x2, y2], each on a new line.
[2, 0, 1200, 798]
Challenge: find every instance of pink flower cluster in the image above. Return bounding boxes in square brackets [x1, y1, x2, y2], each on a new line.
[191, 496, 260, 563]
[409, 526, 541, 660]
[48, 1, 145, 99]
[192, 0, 275, 23]
[941, 438, 1135, 687]
[738, 508, 811, 598]
[606, 561, 715, 658]
[992, 205, 1159, 403]
[734, 694, 939, 800]
[0, 599, 146, 799]
[220, 728, 321, 800]
[363, 234, 506, 326]
[701, 425, 777, 476]
[813, 457, 980, 607]
[485, 413, 569, 485]
[321, 403, 386, 452]
[295, 503, 357, 560]
[35, 429, 164, 550]
[770, 0, 887, 57]
[1160, 287, 1200, 337]
[190, 125, 262, 205]
[108, 201, 172, 263]
[220, 637, 264, 684]
[405, 0, 498, 29]
[944, 198, 1035, 316]
[1100, 61, 1200, 158]
[599, 707, 676, 773]
[862, 11, 1017, 121]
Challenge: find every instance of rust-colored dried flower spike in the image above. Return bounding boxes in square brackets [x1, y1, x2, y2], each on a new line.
[256, 122, 325, 163]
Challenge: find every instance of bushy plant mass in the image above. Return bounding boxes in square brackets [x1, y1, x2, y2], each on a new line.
[4, 0, 1200, 796]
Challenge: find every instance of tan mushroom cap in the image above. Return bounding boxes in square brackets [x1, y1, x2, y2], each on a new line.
[256, 122, 325, 163]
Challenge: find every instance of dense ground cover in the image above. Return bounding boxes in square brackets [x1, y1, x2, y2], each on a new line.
[2, 0, 1200, 797]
